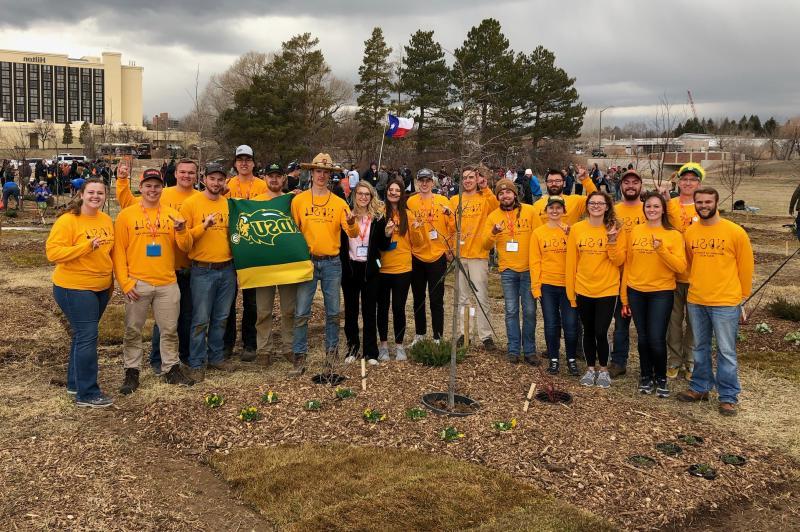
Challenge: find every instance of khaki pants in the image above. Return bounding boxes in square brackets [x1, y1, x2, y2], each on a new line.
[255, 284, 297, 355]
[456, 258, 492, 341]
[666, 282, 694, 368]
[123, 281, 180, 372]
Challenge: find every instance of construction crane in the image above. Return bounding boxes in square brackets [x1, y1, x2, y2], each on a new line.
[687, 90, 698, 121]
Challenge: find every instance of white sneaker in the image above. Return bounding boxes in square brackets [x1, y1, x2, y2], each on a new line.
[580, 369, 597, 387]
[378, 346, 390, 362]
[411, 334, 425, 347]
[344, 356, 356, 365]
[395, 345, 407, 361]
[368, 358, 379, 366]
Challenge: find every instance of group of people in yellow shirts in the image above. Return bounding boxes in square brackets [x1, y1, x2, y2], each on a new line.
[46, 145, 753, 417]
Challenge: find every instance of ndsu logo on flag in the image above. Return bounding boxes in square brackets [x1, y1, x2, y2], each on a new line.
[228, 195, 313, 289]
[232, 208, 298, 246]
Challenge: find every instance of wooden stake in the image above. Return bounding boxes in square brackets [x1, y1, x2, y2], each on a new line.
[523, 383, 537, 412]
[360, 359, 367, 391]
[786, 241, 790, 257]
[463, 306, 471, 349]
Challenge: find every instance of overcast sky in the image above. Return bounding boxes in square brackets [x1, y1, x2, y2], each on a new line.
[0, 0, 797, 128]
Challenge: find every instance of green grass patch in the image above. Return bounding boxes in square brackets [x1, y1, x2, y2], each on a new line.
[409, 338, 466, 367]
[211, 444, 612, 532]
[741, 350, 800, 384]
[766, 296, 800, 322]
[8, 251, 50, 268]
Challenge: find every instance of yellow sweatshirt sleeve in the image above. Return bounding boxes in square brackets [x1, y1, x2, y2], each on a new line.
[581, 175, 597, 195]
[115, 177, 137, 209]
[341, 207, 360, 238]
[607, 228, 626, 267]
[565, 228, 578, 306]
[481, 211, 499, 252]
[529, 230, 543, 298]
[621, 235, 632, 306]
[46, 217, 93, 263]
[655, 232, 687, 274]
[737, 230, 755, 299]
[112, 213, 135, 293]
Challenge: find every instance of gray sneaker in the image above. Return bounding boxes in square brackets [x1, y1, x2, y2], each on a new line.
[75, 394, 113, 408]
[596, 370, 612, 389]
[378, 345, 390, 362]
[395, 345, 407, 361]
[579, 369, 597, 387]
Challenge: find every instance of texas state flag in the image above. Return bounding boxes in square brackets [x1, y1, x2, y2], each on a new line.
[386, 114, 415, 138]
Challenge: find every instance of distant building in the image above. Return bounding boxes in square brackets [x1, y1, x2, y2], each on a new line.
[152, 112, 180, 131]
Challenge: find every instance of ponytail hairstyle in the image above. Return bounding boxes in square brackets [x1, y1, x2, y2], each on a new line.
[65, 177, 107, 217]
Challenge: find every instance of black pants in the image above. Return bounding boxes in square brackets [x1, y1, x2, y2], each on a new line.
[341, 261, 379, 359]
[411, 255, 446, 340]
[377, 271, 412, 344]
[224, 285, 257, 352]
[576, 294, 617, 367]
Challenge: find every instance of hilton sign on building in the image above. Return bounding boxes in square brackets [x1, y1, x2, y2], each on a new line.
[0, 49, 142, 127]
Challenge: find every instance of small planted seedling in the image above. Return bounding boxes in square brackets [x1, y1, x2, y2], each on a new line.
[260, 391, 279, 404]
[305, 399, 322, 411]
[204, 393, 224, 408]
[492, 419, 518, 432]
[628, 455, 657, 468]
[405, 407, 428, 421]
[720, 454, 746, 466]
[755, 322, 772, 334]
[335, 387, 356, 400]
[238, 406, 260, 422]
[688, 463, 718, 480]
[439, 426, 464, 442]
[784, 331, 800, 346]
[362, 408, 387, 423]
[655, 442, 683, 456]
[677, 434, 704, 446]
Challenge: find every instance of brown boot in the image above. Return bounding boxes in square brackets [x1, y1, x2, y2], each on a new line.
[607, 362, 626, 378]
[208, 359, 234, 372]
[263, 352, 272, 368]
[676, 389, 709, 402]
[718, 402, 737, 416]
[288, 355, 306, 377]
[282, 351, 294, 363]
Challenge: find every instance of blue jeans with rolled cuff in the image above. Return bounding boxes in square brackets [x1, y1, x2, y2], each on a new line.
[293, 256, 342, 355]
[687, 303, 742, 404]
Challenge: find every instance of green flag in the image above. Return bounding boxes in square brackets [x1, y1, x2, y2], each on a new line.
[228, 195, 313, 289]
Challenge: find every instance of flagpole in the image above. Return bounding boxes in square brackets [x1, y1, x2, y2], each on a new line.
[377, 114, 388, 171]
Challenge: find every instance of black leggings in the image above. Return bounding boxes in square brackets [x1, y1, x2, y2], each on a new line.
[576, 294, 617, 367]
[377, 271, 412, 344]
[411, 255, 446, 339]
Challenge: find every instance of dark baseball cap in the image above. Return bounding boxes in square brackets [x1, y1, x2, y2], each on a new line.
[140, 168, 163, 184]
[265, 162, 283, 175]
[204, 162, 227, 177]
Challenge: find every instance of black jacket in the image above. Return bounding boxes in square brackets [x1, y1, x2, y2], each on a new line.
[340, 216, 391, 280]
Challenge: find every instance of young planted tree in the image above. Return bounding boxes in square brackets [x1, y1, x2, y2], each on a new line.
[355, 27, 393, 141]
[62, 123, 73, 148]
[79, 120, 96, 158]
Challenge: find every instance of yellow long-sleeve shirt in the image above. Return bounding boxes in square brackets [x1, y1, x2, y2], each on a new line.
[115, 178, 198, 269]
[621, 224, 687, 304]
[685, 218, 754, 307]
[112, 204, 182, 293]
[529, 223, 570, 297]
[290, 189, 358, 256]
[531, 176, 597, 226]
[614, 201, 646, 236]
[380, 210, 427, 274]
[177, 193, 232, 263]
[565, 220, 626, 304]
[667, 197, 699, 284]
[225, 176, 267, 199]
[406, 193, 454, 262]
[46, 212, 114, 291]
[450, 188, 499, 259]
[481, 204, 540, 272]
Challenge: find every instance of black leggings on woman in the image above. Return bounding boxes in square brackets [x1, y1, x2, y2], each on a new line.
[576, 294, 617, 367]
[377, 271, 412, 344]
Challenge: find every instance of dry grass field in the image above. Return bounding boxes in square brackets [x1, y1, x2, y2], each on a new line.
[1, 161, 799, 530]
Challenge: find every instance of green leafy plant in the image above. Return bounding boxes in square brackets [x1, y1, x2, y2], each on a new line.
[655, 442, 683, 456]
[767, 296, 800, 322]
[405, 407, 428, 421]
[4, 209, 18, 218]
[409, 339, 466, 367]
[720, 454, 746, 466]
[784, 331, 800, 346]
[335, 387, 356, 400]
[492, 419, 517, 431]
[260, 391, 279, 404]
[305, 399, 322, 411]
[736, 331, 747, 342]
[677, 434, 704, 446]
[755, 322, 772, 334]
[238, 406, 260, 422]
[205, 393, 224, 408]
[628, 455, 657, 468]
[688, 463, 717, 480]
[439, 426, 464, 442]
[362, 408, 387, 423]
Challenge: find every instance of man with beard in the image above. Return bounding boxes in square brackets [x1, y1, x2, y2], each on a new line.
[607, 169, 647, 377]
[177, 163, 237, 382]
[253, 163, 298, 366]
[677, 187, 753, 417]
[532, 166, 597, 226]
[482, 179, 541, 363]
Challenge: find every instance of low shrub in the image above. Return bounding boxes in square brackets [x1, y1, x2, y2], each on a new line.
[409, 339, 466, 367]
[766, 296, 800, 322]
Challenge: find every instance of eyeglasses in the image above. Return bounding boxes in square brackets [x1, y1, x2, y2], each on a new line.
[587, 201, 607, 207]
[355, 191, 372, 197]
[678, 177, 699, 183]
[546, 180, 564, 185]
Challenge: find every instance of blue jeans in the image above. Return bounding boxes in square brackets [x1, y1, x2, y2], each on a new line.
[540, 284, 579, 360]
[628, 288, 674, 380]
[687, 303, 742, 404]
[188, 264, 237, 369]
[53, 285, 110, 401]
[500, 269, 536, 357]
[610, 300, 631, 367]
[150, 269, 192, 368]
[293, 257, 342, 354]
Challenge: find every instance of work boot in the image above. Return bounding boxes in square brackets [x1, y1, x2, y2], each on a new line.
[718, 402, 737, 416]
[263, 352, 273, 367]
[482, 338, 496, 351]
[288, 354, 306, 377]
[208, 359, 234, 372]
[240, 348, 257, 362]
[186, 367, 205, 383]
[163, 365, 194, 387]
[676, 389, 709, 402]
[119, 368, 140, 396]
[282, 351, 294, 363]
[607, 362, 626, 378]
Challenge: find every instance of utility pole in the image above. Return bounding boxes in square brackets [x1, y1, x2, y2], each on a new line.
[598, 106, 612, 152]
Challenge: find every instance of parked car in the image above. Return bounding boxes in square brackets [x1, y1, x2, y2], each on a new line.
[591, 148, 607, 158]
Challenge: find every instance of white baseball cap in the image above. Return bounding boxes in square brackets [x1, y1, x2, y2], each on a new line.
[525, 168, 533, 176]
[235, 145, 254, 158]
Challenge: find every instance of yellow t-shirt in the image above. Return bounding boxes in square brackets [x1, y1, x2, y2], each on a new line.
[225, 176, 267, 199]
[177, 193, 232, 263]
[667, 197, 699, 284]
[46, 212, 114, 291]
[529, 223, 570, 297]
[685, 218, 754, 307]
[290, 189, 358, 256]
[406, 193, 454, 262]
[565, 220, 626, 304]
[112, 203, 181, 292]
[482, 204, 540, 272]
[531, 176, 597, 226]
[621, 224, 687, 304]
[614, 201, 646, 236]
[380, 210, 427, 274]
[449, 188, 499, 259]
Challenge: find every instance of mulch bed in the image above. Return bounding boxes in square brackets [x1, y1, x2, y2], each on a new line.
[128, 352, 795, 530]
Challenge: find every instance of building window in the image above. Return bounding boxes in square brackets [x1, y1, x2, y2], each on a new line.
[93, 69, 104, 125]
[67, 67, 79, 122]
[13, 63, 26, 122]
[55, 66, 66, 123]
[41, 65, 53, 121]
[27, 63, 40, 121]
[80, 68, 92, 122]
[0, 62, 11, 122]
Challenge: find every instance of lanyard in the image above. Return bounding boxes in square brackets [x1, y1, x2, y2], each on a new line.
[504, 210, 517, 240]
[358, 215, 371, 243]
[236, 178, 254, 199]
[141, 203, 161, 242]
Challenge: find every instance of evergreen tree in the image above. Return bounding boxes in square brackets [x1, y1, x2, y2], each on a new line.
[401, 30, 450, 152]
[706, 118, 715, 133]
[764, 117, 778, 136]
[62, 123, 73, 146]
[748, 114, 763, 135]
[79, 121, 91, 145]
[738, 115, 749, 131]
[355, 27, 393, 139]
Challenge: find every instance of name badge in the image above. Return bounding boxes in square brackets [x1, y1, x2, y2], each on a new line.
[387, 241, 398, 251]
[356, 245, 369, 258]
[429, 230, 438, 240]
[146, 243, 162, 257]
[506, 241, 519, 252]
